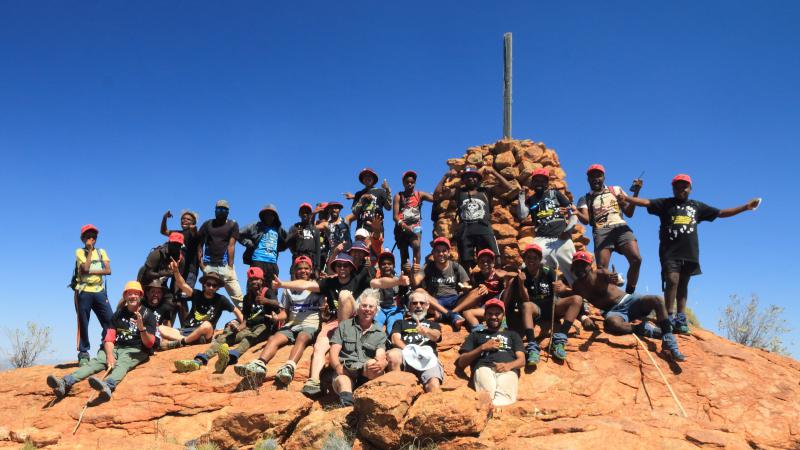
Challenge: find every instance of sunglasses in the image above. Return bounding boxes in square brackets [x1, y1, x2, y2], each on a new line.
[204, 281, 221, 288]
[410, 301, 428, 305]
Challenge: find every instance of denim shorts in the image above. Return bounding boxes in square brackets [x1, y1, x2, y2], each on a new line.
[604, 293, 647, 323]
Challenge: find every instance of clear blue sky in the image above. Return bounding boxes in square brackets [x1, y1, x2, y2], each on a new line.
[1, 1, 797, 361]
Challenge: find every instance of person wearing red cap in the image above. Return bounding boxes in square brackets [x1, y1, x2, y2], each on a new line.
[286, 203, 323, 270]
[434, 166, 512, 268]
[369, 250, 411, 333]
[160, 209, 201, 302]
[235, 256, 324, 386]
[575, 164, 643, 294]
[393, 170, 434, 269]
[72, 224, 114, 366]
[175, 266, 280, 374]
[566, 251, 686, 361]
[517, 168, 579, 285]
[411, 237, 471, 329]
[320, 201, 352, 268]
[616, 174, 760, 334]
[344, 168, 392, 232]
[460, 249, 511, 332]
[198, 200, 243, 307]
[457, 298, 525, 407]
[137, 232, 186, 320]
[239, 204, 288, 301]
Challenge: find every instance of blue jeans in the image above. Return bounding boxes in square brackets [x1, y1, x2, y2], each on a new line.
[375, 306, 404, 334]
[75, 290, 113, 356]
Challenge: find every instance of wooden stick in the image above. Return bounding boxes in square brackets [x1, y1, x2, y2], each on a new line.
[73, 367, 113, 435]
[632, 334, 687, 418]
[547, 268, 562, 362]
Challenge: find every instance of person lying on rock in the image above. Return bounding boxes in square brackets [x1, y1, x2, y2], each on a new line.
[460, 249, 511, 332]
[456, 298, 525, 407]
[566, 251, 686, 361]
[508, 244, 585, 365]
[517, 167, 580, 285]
[369, 250, 411, 333]
[329, 290, 388, 407]
[434, 166, 511, 269]
[141, 279, 176, 349]
[393, 170, 435, 269]
[174, 266, 278, 373]
[615, 173, 760, 335]
[47, 281, 156, 401]
[574, 164, 643, 294]
[159, 267, 243, 350]
[411, 237, 470, 330]
[234, 256, 325, 386]
[386, 290, 444, 393]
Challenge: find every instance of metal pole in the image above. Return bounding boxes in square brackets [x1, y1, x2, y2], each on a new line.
[503, 32, 512, 139]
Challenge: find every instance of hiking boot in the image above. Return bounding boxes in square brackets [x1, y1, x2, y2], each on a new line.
[275, 363, 295, 386]
[551, 343, 567, 361]
[78, 353, 90, 367]
[47, 375, 69, 399]
[214, 344, 230, 374]
[233, 359, 267, 384]
[525, 342, 540, 367]
[674, 313, 690, 335]
[163, 339, 184, 350]
[88, 376, 113, 401]
[633, 321, 663, 339]
[662, 333, 686, 362]
[174, 359, 202, 373]
[301, 378, 322, 397]
[339, 391, 354, 407]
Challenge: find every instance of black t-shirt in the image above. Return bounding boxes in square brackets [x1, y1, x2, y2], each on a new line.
[647, 198, 720, 263]
[111, 308, 157, 349]
[172, 228, 200, 268]
[456, 188, 493, 232]
[423, 262, 469, 298]
[473, 270, 505, 299]
[198, 219, 239, 265]
[143, 302, 175, 326]
[522, 266, 556, 305]
[325, 219, 352, 252]
[352, 187, 391, 225]
[459, 328, 524, 371]
[184, 289, 236, 329]
[242, 288, 280, 326]
[377, 281, 409, 309]
[287, 222, 319, 256]
[525, 190, 570, 237]
[390, 319, 442, 355]
[317, 270, 372, 311]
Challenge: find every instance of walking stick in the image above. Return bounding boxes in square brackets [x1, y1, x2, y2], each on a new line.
[73, 366, 113, 435]
[545, 267, 561, 363]
[632, 334, 688, 418]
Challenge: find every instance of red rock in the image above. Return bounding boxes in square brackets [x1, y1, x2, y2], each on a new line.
[402, 387, 493, 441]
[354, 371, 422, 448]
[283, 406, 356, 450]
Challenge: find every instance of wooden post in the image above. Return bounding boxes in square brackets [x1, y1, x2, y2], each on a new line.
[503, 32, 512, 139]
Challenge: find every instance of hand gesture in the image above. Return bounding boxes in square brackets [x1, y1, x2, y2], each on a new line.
[412, 263, 421, 274]
[746, 198, 761, 211]
[163, 210, 173, 219]
[494, 362, 513, 373]
[399, 275, 410, 287]
[134, 311, 144, 330]
[343, 192, 355, 200]
[381, 178, 390, 191]
[476, 284, 489, 296]
[271, 275, 281, 291]
[517, 270, 526, 282]
[169, 259, 180, 273]
[480, 337, 502, 352]
[608, 272, 622, 285]
[402, 262, 412, 275]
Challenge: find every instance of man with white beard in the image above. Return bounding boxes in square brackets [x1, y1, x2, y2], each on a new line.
[386, 290, 444, 393]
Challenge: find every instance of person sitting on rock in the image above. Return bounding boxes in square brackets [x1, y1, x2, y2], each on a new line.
[141, 279, 176, 349]
[393, 170, 435, 269]
[574, 164, 643, 294]
[614, 174, 760, 334]
[411, 237, 470, 330]
[137, 232, 185, 311]
[510, 244, 585, 365]
[47, 281, 156, 401]
[566, 251, 686, 361]
[369, 250, 410, 333]
[456, 298, 525, 407]
[460, 249, 511, 332]
[234, 256, 324, 386]
[173, 266, 278, 373]
[345, 167, 392, 232]
[159, 268, 244, 350]
[329, 290, 388, 407]
[517, 167, 579, 285]
[386, 290, 444, 393]
[160, 209, 201, 315]
[434, 166, 513, 269]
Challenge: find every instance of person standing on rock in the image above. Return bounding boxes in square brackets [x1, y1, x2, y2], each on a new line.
[173, 266, 278, 373]
[197, 200, 243, 307]
[320, 201, 352, 267]
[411, 237, 471, 330]
[434, 166, 513, 269]
[48, 281, 156, 401]
[238, 204, 288, 299]
[517, 167, 579, 285]
[574, 164, 643, 294]
[456, 298, 525, 407]
[615, 174, 760, 334]
[386, 290, 444, 393]
[345, 168, 392, 232]
[393, 170, 434, 269]
[566, 251, 686, 361]
[160, 209, 200, 307]
[286, 203, 323, 270]
[329, 290, 388, 407]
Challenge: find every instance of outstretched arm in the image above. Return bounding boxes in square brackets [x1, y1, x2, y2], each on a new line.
[719, 198, 760, 218]
[160, 210, 171, 237]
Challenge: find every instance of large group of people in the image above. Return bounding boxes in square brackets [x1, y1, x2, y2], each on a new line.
[49, 165, 758, 407]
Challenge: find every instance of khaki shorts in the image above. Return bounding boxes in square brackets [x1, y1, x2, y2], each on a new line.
[474, 366, 518, 406]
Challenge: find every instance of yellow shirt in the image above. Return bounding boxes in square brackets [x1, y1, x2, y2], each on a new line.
[75, 248, 109, 293]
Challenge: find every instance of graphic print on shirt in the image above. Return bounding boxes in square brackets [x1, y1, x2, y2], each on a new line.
[115, 317, 138, 345]
[668, 204, 698, 240]
[253, 228, 279, 263]
[400, 322, 432, 346]
[480, 333, 511, 357]
[399, 191, 422, 226]
[460, 197, 487, 222]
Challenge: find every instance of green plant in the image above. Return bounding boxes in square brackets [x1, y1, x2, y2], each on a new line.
[19, 440, 37, 450]
[719, 294, 790, 355]
[254, 436, 278, 450]
[321, 431, 352, 450]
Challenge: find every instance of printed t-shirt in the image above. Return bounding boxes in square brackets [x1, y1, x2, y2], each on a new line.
[281, 289, 322, 329]
[75, 248, 109, 293]
[456, 188, 492, 232]
[398, 191, 423, 227]
[423, 262, 469, 298]
[288, 222, 318, 255]
[577, 186, 627, 229]
[242, 288, 278, 326]
[352, 187, 391, 221]
[143, 302, 174, 326]
[459, 328, 524, 371]
[252, 226, 280, 263]
[646, 198, 720, 263]
[325, 219, 352, 251]
[317, 270, 372, 311]
[391, 319, 441, 355]
[522, 266, 556, 304]
[111, 308, 157, 349]
[198, 220, 239, 265]
[525, 189, 571, 237]
[184, 289, 236, 329]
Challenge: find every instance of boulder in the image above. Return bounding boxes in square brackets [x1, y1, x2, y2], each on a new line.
[283, 406, 357, 450]
[354, 371, 423, 449]
[402, 388, 493, 441]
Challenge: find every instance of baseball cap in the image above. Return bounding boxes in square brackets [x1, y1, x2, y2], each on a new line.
[355, 228, 370, 239]
[484, 298, 505, 312]
[247, 267, 265, 280]
[359, 168, 379, 183]
[572, 251, 593, 264]
[476, 248, 495, 260]
[531, 168, 550, 179]
[431, 236, 451, 249]
[402, 170, 417, 181]
[215, 200, 230, 209]
[586, 164, 605, 175]
[293, 255, 313, 268]
[80, 224, 99, 237]
[378, 249, 395, 262]
[672, 174, 692, 186]
[523, 244, 543, 256]
[168, 232, 185, 245]
[299, 203, 313, 213]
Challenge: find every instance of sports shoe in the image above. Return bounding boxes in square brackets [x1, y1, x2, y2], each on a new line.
[661, 333, 686, 362]
[525, 342, 540, 367]
[551, 343, 567, 361]
[633, 321, 662, 339]
[174, 360, 202, 373]
[301, 378, 322, 397]
[674, 313, 690, 335]
[88, 376, 113, 401]
[233, 359, 267, 383]
[214, 344, 230, 374]
[47, 375, 69, 399]
[163, 339, 184, 350]
[275, 363, 295, 386]
[78, 353, 90, 367]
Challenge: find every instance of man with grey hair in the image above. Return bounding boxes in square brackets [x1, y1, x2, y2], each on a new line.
[387, 290, 444, 393]
[329, 289, 387, 407]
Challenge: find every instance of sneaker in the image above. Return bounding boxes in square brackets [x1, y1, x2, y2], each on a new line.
[525, 342, 540, 367]
[78, 353, 90, 367]
[46, 375, 68, 399]
[163, 339, 184, 350]
[674, 313, 690, 335]
[88, 376, 113, 401]
[214, 344, 230, 374]
[633, 321, 663, 339]
[661, 333, 686, 362]
[233, 359, 267, 383]
[551, 343, 567, 361]
[174, 360, 202, 373]
[275, 363, 295, 386]
[301, 378, 322, 397]
[339, 391, 354, 407]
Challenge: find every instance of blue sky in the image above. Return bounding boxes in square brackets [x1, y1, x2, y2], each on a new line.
[1, 1, 797, 361]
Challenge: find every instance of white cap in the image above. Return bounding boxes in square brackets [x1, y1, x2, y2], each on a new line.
[355, 228, 370, 239]
[402, 344, 438, 371]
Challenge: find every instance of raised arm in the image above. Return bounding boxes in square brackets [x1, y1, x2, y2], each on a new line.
[517, 190, 529, 220]
[622, 181, 642, 217]
[483, 166, 514, 192]
[433, 170, 458, 200]
[170, 260, 194, 297]
[370, 275, 410, 289]
[719, 198, 760, 218]
[160, 210, 171, 237]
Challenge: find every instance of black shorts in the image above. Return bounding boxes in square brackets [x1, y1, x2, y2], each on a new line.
[458, 228, 500, 263]
[661, 259, 701, 290]
[393, 225, 420, 247]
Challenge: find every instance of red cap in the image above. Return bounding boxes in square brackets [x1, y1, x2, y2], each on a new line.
[431, 237, 451, 249]
[476, 248, 495, 260]
[293, 255, 313, 268]
[523, 244, 543, 256]
[80, 224, 99, 237]
[325, 201, 344, 210]
[299, 202, 313, 212]
[247, 267, 265, 280]
[378, 249, 395, 262]
[586, 164, 605, 175]
[531, 168, 550, 179]
[572, 251, 593, 265]
[402, 170, 417, 180]
[168, 232, 185, 245]
[484, 298, 505, 312]
[672, 174, 692, 186]
[359, 168, 378, 184]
